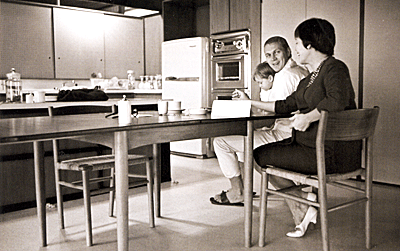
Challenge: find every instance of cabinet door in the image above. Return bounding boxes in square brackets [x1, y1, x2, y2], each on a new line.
[0, 2, 54, 78]
[144, 15, 162, 75]
[364, 0, 400, 185]
[210, 0, 230, 34]
[230, 0, 250, 31]
[54, 8, 104, 79]
[104, 15, 144, 79]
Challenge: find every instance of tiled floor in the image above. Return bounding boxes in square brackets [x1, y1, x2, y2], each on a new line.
[1, 155, 399, 250]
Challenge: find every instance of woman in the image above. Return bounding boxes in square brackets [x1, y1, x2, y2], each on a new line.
[235, 18, 361, 237]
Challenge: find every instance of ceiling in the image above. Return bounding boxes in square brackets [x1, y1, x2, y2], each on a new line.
[13, 0, 210, 13]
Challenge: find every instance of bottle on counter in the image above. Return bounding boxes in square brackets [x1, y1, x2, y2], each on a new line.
[155, 74, 162, 89]
[139, 76, 145, 89]
[5, 68, 22, 103]
[127, 70, 135, 90]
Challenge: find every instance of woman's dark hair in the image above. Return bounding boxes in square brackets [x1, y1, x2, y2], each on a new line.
[294, 18, 335, 56]
[253, 61, 275, 81]
[264, 36, 292, 59]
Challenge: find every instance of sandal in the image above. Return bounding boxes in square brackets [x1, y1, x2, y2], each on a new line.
[210, 190, 244, 206]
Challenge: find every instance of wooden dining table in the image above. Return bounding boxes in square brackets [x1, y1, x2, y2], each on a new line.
[0, 111, 284, 250]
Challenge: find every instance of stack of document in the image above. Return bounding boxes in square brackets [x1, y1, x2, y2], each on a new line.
[211, 100, 252, 118]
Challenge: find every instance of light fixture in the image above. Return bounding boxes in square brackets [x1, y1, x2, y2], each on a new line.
[124, 7, 159, 17]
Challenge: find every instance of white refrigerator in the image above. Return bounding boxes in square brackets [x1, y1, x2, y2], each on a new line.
[162, 37, 213, 158]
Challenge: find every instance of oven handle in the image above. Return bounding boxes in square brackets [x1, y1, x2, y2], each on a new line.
[212, 87, 247, 91]
[211, 54, 245, 61]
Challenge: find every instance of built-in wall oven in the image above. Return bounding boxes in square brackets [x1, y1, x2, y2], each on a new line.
[210, 30, 251, 100]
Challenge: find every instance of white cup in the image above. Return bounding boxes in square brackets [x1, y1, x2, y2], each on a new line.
[168, 101, 181, 111]
[33, 91, 45, 103]
[158, 100, 168, 115]
[25, 93, 34, 103]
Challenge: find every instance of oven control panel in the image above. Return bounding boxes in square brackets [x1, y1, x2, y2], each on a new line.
[211, 30, 250, 56]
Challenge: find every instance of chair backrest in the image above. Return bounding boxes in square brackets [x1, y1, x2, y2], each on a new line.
[317, 107, 380, 143]
[48, 105, 117, 164]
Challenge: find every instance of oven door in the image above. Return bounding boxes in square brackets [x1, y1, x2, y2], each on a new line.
[211, 54, 248, 91]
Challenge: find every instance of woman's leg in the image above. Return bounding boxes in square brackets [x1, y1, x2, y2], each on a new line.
[254, 140, 317, 225]
[268, 175, 309, 225]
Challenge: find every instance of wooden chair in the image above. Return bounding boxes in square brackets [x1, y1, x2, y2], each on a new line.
[258, 107, 380, 251]
[48, 105, 154, 246]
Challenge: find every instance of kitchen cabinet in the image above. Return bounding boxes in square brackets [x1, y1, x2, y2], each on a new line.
[144, 15, 163, 75]
[209, 0, 229, 33]
[104, 14, 144, 79]
[210, 0, 260, 34]
[53, 8, 105, 79]
[0, 2, 54, 79]
[162, 1, 196, 41]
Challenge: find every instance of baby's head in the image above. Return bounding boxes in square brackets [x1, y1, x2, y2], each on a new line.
[253, 62, 275, 91]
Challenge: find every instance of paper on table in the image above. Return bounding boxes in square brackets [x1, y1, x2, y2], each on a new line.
[211, 100, 252, 118]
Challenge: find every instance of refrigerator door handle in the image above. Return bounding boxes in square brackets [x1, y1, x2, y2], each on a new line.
[165, 77, 199, 81]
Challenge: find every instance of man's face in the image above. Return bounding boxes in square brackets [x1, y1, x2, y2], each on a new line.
[264, 42, 290, 72]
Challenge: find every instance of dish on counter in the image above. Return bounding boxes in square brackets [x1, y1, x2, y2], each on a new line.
[168, 109, 183, 115]
[45, 96, 58, 102]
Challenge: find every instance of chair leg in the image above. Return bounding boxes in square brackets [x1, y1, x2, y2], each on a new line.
[146, 159, 155, 228]
[109, 167, 115, 217]
[82, 170, 93, 247]
[258, 171, 269, 247]
[54, 169, 65, 229]
[318, 183, 329, 251]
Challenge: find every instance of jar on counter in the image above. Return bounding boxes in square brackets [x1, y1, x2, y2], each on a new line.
[127, 70, 135, 90]
[5, 68, 22, 103]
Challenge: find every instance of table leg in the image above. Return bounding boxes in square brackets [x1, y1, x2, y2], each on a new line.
[153, 144, 161, 217]
[115, 131, 129, 251]
[244, 120, 254, 247]
[33, 141, 47, 247]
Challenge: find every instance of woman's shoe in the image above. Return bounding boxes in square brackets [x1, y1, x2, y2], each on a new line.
[286, 206, 318, 238]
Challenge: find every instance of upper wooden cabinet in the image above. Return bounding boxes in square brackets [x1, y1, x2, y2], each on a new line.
[0, 2, 54, 79]
[210, 0, 260, 34]
[104, 14, 144, 79]
[53, 8, 105, 79]
[209, 0, 229, 34]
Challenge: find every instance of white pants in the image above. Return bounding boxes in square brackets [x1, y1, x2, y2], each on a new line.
[213, 129, 291, 179]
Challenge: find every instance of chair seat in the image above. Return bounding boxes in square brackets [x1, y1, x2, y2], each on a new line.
[58, 154, 148, 171]
[264, 166, 365, 188]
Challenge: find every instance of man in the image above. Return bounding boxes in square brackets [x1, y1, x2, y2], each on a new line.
[210, 36, 308, 206]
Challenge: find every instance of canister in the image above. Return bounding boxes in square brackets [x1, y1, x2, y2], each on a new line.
[5, 68, 22, 103]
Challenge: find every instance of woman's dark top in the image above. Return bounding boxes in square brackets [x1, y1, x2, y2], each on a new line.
[254, 57, 361, 174]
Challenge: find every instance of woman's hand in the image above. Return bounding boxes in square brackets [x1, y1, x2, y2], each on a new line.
[288, 109, 321, 131]
[289, 114, 311, 131]
[232, 89, 250, 100]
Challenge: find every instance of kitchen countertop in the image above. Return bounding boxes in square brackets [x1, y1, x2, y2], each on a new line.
[0, 88, 162, 95]
[0, 98, 159, 110]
